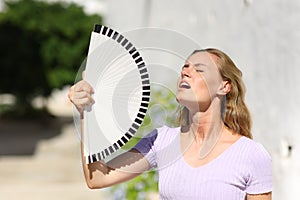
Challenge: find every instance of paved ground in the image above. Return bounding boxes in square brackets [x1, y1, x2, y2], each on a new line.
[0, 119, 111, 200]
[0, 87, 159, 200]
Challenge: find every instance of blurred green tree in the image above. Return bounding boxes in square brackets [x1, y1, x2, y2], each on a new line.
[0, 0, 101, 117]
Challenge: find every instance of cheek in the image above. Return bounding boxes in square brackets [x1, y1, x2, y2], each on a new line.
[199, 74, 222, 97]
[192, 76, 210, 94]
[193, 81, 212, 101]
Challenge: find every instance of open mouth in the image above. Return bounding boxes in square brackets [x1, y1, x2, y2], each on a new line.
[179, 81, 191, 89]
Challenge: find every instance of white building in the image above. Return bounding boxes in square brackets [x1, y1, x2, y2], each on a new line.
[29, 0, 299, 198]
[103, 1, 300, 199]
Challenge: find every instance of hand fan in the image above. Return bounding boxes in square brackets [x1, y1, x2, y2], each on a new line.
[83, 24, 150, 164]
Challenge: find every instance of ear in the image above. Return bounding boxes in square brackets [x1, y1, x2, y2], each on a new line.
[217, 81, 231, 96]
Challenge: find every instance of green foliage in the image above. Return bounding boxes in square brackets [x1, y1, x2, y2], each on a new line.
[111, 170, 158, 200]
[121, 84, 179, 150]
[143, 84, 179, 129]
[0, 0, 102, 116]
[111, 86, 179, 199]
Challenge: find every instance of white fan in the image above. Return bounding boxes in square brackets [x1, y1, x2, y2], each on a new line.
[83, 25, 150, 164]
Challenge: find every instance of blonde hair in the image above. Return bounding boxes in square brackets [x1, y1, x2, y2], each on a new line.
[179, 48, 253, 139]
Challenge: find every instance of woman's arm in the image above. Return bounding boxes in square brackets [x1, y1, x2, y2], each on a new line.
[246, 192, 272, 200]
[69, 80, 150, 189]
[80, 118, 150, 189]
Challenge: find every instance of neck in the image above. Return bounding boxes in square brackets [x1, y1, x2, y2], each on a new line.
[187, 101, 224, 144]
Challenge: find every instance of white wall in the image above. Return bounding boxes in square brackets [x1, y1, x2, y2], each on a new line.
[105, 0, 300, 198]
[1, 0, 294, 197]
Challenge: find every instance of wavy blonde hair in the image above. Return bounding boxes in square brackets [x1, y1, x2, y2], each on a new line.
[179, 48, 253, 139]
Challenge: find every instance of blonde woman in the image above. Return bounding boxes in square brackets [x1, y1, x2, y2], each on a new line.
[68, 48, 272, 199]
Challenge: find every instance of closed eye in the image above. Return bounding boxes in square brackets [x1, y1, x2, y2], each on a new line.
[193, 63, 207, 72]
[181, 63, 205, 72]
[196, 69, 204, 72]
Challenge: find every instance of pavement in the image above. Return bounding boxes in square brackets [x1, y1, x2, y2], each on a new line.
[0, 87, 112, 200]
[0, 87, 160, 200]
[0, 119, 114, 200]
[0, 120, 111, 200]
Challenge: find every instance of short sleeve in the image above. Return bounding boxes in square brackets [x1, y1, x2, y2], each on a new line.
[245, 143, 272, 194]
[133, 129, 158, 168]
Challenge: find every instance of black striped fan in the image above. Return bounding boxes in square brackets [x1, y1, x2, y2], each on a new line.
[83, 24, 150, 164]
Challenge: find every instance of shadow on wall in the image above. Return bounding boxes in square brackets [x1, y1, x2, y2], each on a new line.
[0, 117, 73, 156]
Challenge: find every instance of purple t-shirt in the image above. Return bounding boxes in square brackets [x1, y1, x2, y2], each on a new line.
[134, 126, 272, 200]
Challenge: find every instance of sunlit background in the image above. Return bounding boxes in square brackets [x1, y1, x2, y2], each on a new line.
[0, 0, 299, 199]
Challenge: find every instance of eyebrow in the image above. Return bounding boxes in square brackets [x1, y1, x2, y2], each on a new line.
[193, 63, 208, 67]
[183, 63, 208, 68]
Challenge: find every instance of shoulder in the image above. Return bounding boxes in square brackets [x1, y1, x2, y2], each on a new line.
[156, 125, 181, 136]
[151, 126, 180, 149]
[155, 126, 181, 141]
[135, 126, 180, 150]
[237, 138, 272, 194]
[237, 137, 272, 177]
[238, 137, 271, 160]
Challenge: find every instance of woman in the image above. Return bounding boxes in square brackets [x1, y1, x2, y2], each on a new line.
[68, 48, 272, 199]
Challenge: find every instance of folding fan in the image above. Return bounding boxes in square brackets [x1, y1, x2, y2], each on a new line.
[83, 24, 150, 164]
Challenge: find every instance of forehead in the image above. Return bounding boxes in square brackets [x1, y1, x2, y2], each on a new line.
[186, 51, 217, 67]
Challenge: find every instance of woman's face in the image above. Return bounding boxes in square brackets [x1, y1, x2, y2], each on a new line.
[176, 51, 224, 112]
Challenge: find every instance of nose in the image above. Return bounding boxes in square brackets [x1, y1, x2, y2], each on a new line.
[181, 64, 192, 78]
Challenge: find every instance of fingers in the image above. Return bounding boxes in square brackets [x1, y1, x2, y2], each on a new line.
[72, 90, 95, 105]
[68, 80, 95, 114]
[74, 80, 94, 94]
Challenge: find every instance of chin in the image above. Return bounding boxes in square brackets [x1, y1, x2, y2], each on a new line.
[176, 95, 212, 113]
[175, 93, 185, 105]
[176, 95, 196, 109]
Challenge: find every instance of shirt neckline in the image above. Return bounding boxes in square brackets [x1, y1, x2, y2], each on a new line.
[177, 129, 246, 170]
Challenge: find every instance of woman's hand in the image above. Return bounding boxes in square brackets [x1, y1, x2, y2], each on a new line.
[67, 73, 150, 190]
[68, 79, 95, 116]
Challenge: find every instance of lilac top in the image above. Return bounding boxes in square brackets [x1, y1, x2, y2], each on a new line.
[134, 126, 272, 200]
